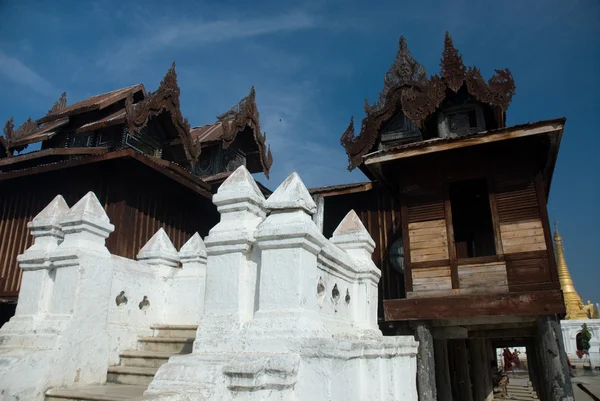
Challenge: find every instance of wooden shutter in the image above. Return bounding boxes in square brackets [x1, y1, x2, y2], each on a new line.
[493, 172, 546, 254]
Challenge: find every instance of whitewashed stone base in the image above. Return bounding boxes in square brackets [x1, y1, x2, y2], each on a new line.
[146, 335, 417, 401]
[561, 319, 600, 367]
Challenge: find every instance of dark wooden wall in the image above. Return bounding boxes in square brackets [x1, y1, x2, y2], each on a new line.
[389, 135, 560, 300]
[0, 158, 219, 298]
[321, 183, 404, 319]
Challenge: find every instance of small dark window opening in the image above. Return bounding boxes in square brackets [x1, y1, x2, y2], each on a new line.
[449, 179, 496, 258]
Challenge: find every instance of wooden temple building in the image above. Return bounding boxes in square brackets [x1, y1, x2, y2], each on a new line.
[0, 63, 273, 325]
[314, 33, 573, 400]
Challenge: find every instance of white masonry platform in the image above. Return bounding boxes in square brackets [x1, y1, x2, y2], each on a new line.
[561, 319, 600, 368]
[144, 167, 418, 401]
[0, 166, 418, 401]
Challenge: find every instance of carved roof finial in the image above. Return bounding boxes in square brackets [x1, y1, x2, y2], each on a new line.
[47, 92, 67, 116]
[441, 31, 466, 92]
[378, 35, 427, 107]
[4, 117, 14, 141]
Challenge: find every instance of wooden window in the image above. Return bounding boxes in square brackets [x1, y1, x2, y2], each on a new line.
[449, 179, 496, 258]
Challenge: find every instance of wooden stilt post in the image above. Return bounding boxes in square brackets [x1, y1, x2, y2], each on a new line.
[468, 339, 491, 401]
[536, 315, 574, 401]
[483, 339, 494, 401]
[454, 339, 474, 401]
[414, 322, 437, 401]
[526, 338, 540, 395]
[434, 339, 453, 401]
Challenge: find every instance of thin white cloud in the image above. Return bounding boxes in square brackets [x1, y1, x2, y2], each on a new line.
[0, 49, 56, 96]
[101, 11, 315, 73]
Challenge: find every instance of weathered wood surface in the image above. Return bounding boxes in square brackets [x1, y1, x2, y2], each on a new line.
[457, 262, 508, 293]
[409, 219, 449, 262]
[453, 340, 474, 401]
[384, 290, 565, 321]
[500, 220, 547, 254]
[411, 266, 452, 295]
[434, 340, 453, 401]
[414, 323, 437, 401]
[0, 157, 219, 297]
[534, 316, 574, 401]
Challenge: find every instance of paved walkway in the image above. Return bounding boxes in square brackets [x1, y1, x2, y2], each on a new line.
[572, 369, 600, 400]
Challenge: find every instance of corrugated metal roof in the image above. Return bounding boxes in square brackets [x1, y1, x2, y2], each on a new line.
[364, 117, 566, 160]
[190, 122, 223, 145]
[38, 84, 145, 124]
[76, 110, 126, 133]
[309, 182, 373, 195]
[10, 118, 70, 147]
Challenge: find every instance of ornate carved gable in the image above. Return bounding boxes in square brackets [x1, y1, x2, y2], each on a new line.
[341, 32, 516, 170]
[47, 92, 67, 116]
[216, 86, 273, 178]
[1, 117, 36, 157]
[125, 62, 200, 164]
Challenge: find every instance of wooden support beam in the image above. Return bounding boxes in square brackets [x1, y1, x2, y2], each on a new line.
[433, 326, 468, 339]
[414, 322, 437, 401]
[453, 340, 473, 401]
[468, 327, 535, 339]
[384, 290, 565, 321]
[434, 340, 453, 401]
[535, 316, 574, 401]
[469, 339, 487, 401]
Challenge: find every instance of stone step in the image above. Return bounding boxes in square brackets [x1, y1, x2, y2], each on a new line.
[150, 324, 197, 339]
[106, 366, 158, 386]
[45, 384, 145, 401]
[119, 350, 173, 368]
[137, 336, 194, 354]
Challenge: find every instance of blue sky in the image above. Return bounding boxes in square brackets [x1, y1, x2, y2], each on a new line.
[0, 0, 598, 303]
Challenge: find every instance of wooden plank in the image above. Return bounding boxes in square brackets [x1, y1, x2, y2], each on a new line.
[534, 172, 560, 284]
[408, 219, 446, 229]
[409, 231, 448, 243]
[500, 220, 543, 232]
[504, 250, 548, 261]
[500, 228, 544, 239]
[412, 252, 450, 263]
[411, 246, 450, 257]
[456, 255, 504, 265]
[407, 286, 509, 299]
[410, 238, 448, 250]
[400, 197, 413, 293]
[502, 235, 546, 246]
[504, 243, 547, 254]
[443, 187, 459, 289]
[412, 266, 451, 279]
[488, 185, 504, 256]
[413, 279, 452, 291]
[411, 259, 451, 269]
[364, 120, 564, 164]
[383, 290, 566, 321]
[409, 226, 448, 237]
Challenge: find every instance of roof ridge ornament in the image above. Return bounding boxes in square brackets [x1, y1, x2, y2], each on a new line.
[440, 32, 466, 93]
[47, 92, 67, 116]
[216, 85, 273, 178]
[379, 36, 427, 106]
[340, 32, 517, 171]
[124, 61, 199, 164]
[3, 116, 37, 142]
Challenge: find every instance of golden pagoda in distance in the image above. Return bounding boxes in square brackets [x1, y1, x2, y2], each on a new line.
[554, 223, 597, 319]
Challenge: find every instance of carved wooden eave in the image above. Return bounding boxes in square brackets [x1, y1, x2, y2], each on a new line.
[125, 62, 200, 165]
[1, 116, 38, 156]
[216, 86, 273, 178]
[47, 92, 67, 116]
[341, 32, 516, 170]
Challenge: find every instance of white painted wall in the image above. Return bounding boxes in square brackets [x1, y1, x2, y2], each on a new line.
[0, 193, 207, 400]
[147, 167, 419, 401]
